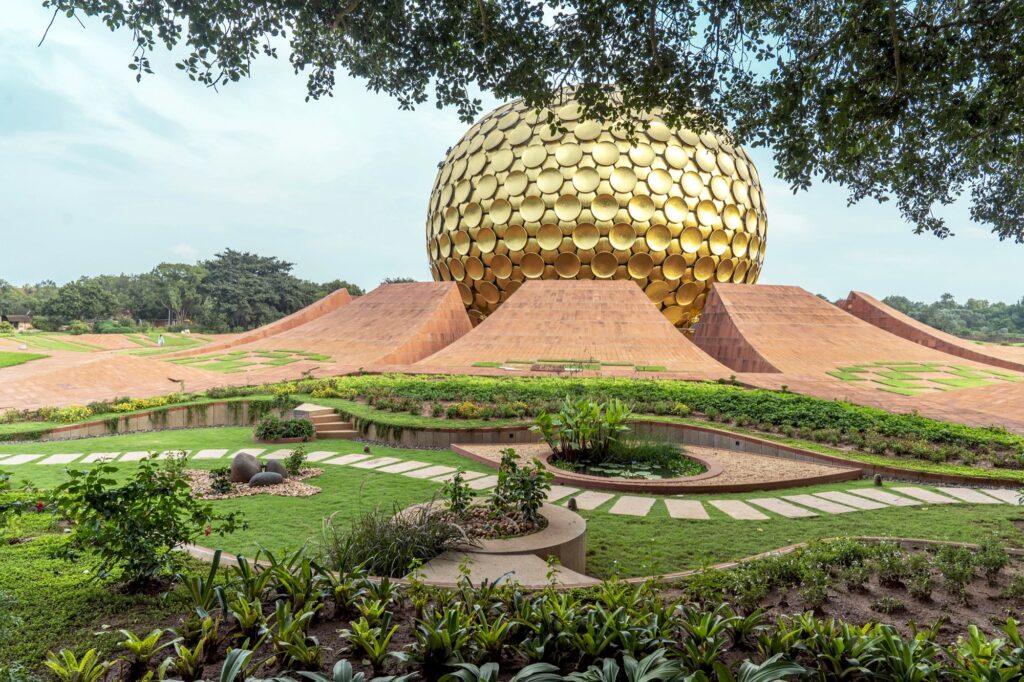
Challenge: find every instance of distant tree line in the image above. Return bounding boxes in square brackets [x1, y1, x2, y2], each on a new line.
[0, 250, 365, 333]
[883, 293, 1024, 343]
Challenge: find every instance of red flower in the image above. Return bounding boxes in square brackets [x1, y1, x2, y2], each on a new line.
[204, 525, 212, 536]
[35, 500, 44, 512]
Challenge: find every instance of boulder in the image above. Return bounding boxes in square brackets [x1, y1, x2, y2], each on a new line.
[265, 460, 289, 478]
[249, 471, 284, 487]
[230, 453, 262, 483]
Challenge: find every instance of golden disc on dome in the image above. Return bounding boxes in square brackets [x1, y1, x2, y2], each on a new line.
[438, 232, 452, 256]
[710, 176, 731, 201]
[716, 258, 735, 282]
[429, 238, 440, 260]
[592, 194, 620, 221]
[554, 194, 582, 221]
[663, 305, 684, 325]
[733, 259, 749, 283]
[699, 130, 719, 148]
[645, 224, 672, 251]
[694, 256, 716, 281]
[664, 196, 688, 224]
[628, 195, 656, 221]
[477, 280, 501, 304]
[572, 223, 600, 250]
[536, 223, 563, 250]
[443, 206, 459, 230]
[489, 198, 512, 224]
[709, 229, 729, 255]
[463, 202, 482, 228]
[695, 147, 718, 172]
[592, 141, 620, 165]
[681, 171, 704, 197]
[717, 151, 736, 175]
[627, 252, 654, 278]
[676, 281, 701, 306]
[647, 169, 673, 195]
[678, 128, 700, 146]
[457, 282, 473, 305]
[476, 174, 498, 199]
[591, 251, 618, 278]
[558, 102, 581, 121]
[573, 167, 601, 193]
[722, 204, 741, 231]
[665, 145, 689, 169]
[498, 111, 520, 129]
[748, 234, 761, 258]
[482, 129, 504, 150]
[610, 166, 638, 193]
[453, 230, 471, 255]
[554, 251, 581, 278]
[732, 231, 749, 257]
[477, 227, 497, 253]
[629, 143, 656, 166]
[537, 168, 564, 194]
[750, 185, 761, 207]
[609, 223, 637, 250]
[507, 124, 531, 145]
[490, 254, 513, 279]
[452, 158, 468, 180]
[504, 171, 528, 196]
[574, 119, 602, 140]
[454, 178, 472, 203]
[490, 148, 514, 172]
[647, 121, 672, 142]
[662, 254, 687, 280]
[680, 226, 703, 253]
[467, 151, 487, 176]
[744, 209, 757, 233]
[504, 224, 529, 250]
[645, 280, 670, 302]
[520, 196, 545, 222]
[746, 262, 760, 283]
[465, 256, 485, 280]
[696, 200, 719, 226]
[436, 259, 451, 280]
[522, 145, 547, 168]
[448, 257, 466, 281]
[520, 252, 545, 278]
[555, 142, 583, 166]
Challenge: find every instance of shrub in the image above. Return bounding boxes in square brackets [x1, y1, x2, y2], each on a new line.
[48, 455, 243, 587]
[442, 469, 473, 515]
[209, 467, 233, 495]
[935, 546, 976, 603]
[872, 596, 906, 614]
[976, 539, 1010, 584]
[491, 448, 552, 522]
[0, 321, 13, 334]
[66, 320, 92, 335]
[530, 397, 632, 462]
[318, 504, 470, 577]
[284, 444, 308, 476]
[51, 405, 93, 424]
[254, 415, 314, 441]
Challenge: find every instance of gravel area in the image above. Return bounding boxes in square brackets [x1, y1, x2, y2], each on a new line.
[186, 467, 324, 499]
[459, 443, 858, 488]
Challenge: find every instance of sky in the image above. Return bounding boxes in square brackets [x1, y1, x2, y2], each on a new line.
[1, 5, 1020, 304]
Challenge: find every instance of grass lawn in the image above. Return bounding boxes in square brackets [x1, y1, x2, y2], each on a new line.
[10, 333, 101, 353]
[0, 351, 48, 369]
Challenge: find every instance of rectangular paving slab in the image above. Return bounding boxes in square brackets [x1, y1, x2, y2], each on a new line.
[610, 496, 656, 516]
[709, 499, 769, 520]
[891, 487, 958, 504]
[193, 449, 229, 460]
[936, 487, 1004, 504]
[546, 485, 580, 502]
[120, 451, 152, 462]
[664, 499, 710, 520]
[0, 454, 43, 465]
[351, 456, 401, 469]
[305, 450, 339, 462]
[263, 449, 293, 460]
[233, 448, 265, 458]
[431, 470, 490, 483]
[377, 460, 430, 474]
[814, 490, 888, 510]
[38, 453, 82, 465]
[747, 498, 817, 518]
[468, 475, 500, 490]
[847, 488, 921, 506]
[782, 494, 857, 514]
[324, 453, 372, 466]
[405, 465, 457, 479]
[81, 452, 119, 464]
[570, 491, 615, 510]
[979, 488, 1022, 505]
[156, 450, 189, 460]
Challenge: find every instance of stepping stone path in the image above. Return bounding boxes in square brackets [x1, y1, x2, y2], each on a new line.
[2, 454, 43, 465]
[405, 465, 456, 479]
[546, 485, 580, 502]
[39, 453, 82, 465]
[980, 488, 1022, 505]
[432, 470, 489, 483]
[936, 487, 1003, 504]
[351, 456, 401, 469]
[305, 451, 339, 462]
[377, 460, 430, 474]
[748, 497, 817, 518]
[193, 449, 229, 460]
[325, 454, 371, 466]
[892, 487, 957, 504]
[609, 496, 656, 516]
[234, 448, 265, 457]
[263, 449, 293, 460]
[664, 499, 710, 520]
[814, 490, 887, 511]
[782, 494, 857, 514]
[467, 475, 499, 490]
[571, 491, 615, 510]
[847, 488, 921, 506]
[709, 500, 769, 520]
[81, 452, 118, 464]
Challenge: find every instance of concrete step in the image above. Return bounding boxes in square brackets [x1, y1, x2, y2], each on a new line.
[293, 403, 336, 418]
[309, 414, 341, 424]
[315, 421, 353, 430]
[316, 429, 361, 440]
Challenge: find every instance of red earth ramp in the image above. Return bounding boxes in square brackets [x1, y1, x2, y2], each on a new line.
[840, 291, 1024, 373]
[415, 280, 731, 372]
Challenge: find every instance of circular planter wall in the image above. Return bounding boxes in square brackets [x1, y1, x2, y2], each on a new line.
[461, 503, 588, 574]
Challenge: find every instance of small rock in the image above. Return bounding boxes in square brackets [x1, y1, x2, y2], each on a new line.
[363, 445, 371, 454]
[230, 453, 261, 483]
[249, 472, 284, 487]
[566, 497, 579, 512]
[265, 460, 289, 478]
[873, 474, 883, 486]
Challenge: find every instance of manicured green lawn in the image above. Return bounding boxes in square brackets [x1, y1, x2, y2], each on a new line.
[10, 334, 100, 352]
[0, 351, 48, 369]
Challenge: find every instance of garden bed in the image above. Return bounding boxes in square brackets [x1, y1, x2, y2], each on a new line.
[185, 468, 323, 499]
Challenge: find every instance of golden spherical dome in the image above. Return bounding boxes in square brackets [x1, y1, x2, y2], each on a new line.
[425, 96, 767, 327]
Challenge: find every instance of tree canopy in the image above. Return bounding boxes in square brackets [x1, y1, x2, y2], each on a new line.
[883, 293, 1024, 343]
[40, 1, 1024, 242]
